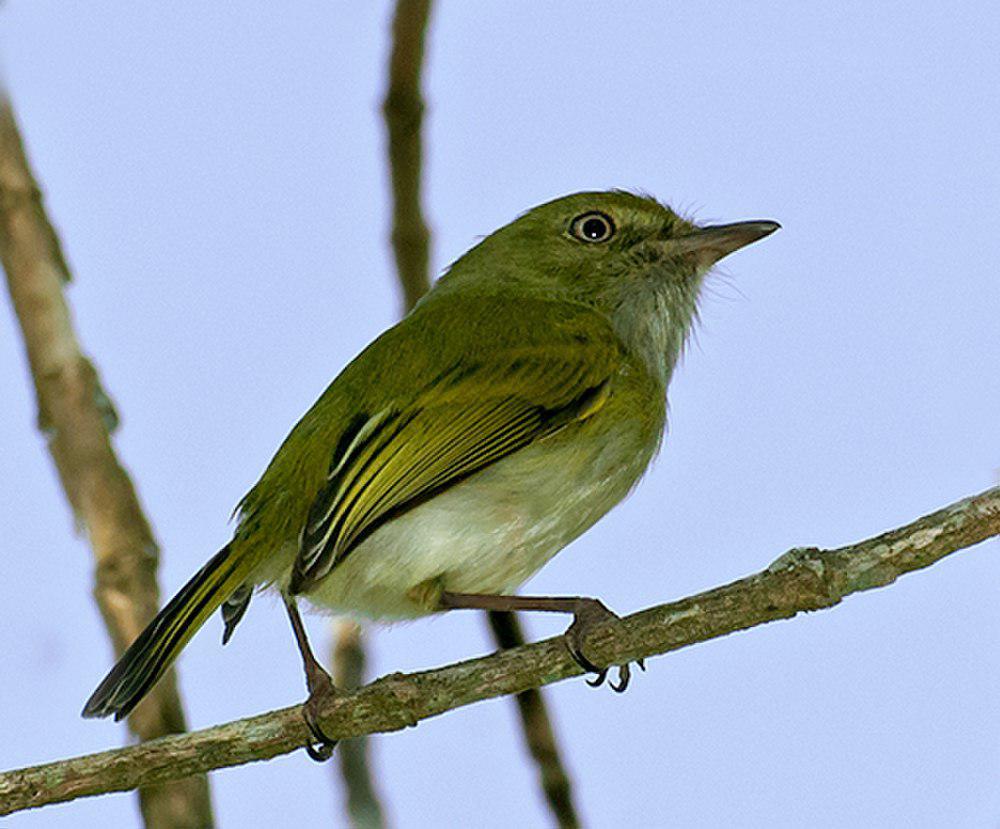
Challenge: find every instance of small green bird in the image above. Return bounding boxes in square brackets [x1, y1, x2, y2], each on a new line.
[83, 190, 778, 759]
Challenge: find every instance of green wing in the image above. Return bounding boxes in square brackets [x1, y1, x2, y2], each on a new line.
[290, 347, 614, 593]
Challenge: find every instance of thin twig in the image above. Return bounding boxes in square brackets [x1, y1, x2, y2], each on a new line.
[0, 95, 215, 828]
[383, 0, 433, 313]
[332, 620, 388, 829]
[486, 611, 580, 829]
[2, 485, 996, 817]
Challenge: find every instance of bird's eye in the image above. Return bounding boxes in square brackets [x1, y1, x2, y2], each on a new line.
[570, 211, 615, 243]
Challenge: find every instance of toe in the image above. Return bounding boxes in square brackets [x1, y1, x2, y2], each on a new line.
[303, 710, 338, 762]
[567, 640, 606, 676]
[302, 691, 339, 762]
[564, 599, 643, 691]
[305, 737, 337, 762]
[609, 664, 631, 693]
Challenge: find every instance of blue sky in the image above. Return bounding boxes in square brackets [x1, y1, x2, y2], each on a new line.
[1, 2, 997, 827]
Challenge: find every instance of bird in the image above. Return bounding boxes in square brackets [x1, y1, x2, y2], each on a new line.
[83, 190, 779, 760]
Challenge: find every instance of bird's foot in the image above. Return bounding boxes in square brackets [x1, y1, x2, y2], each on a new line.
[302, 662, 339, 762]
[564, 598, 645, 693]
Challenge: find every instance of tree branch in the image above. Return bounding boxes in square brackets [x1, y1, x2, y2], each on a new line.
[486, 611, 580, 829]
[331, 620, 388, 829]
[0, 95, 215, 828]
[1, 486, 996, 818]
[383, 0, 433, 313]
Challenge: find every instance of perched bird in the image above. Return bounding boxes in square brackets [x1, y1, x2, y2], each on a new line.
[83, 190, 778, 759]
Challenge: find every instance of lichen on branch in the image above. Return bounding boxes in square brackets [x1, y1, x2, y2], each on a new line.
[1, 485, 995, 818]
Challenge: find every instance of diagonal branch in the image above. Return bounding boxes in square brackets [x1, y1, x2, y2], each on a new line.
[0, 95, 215, 828]
[1, 485, 996, 818]
[486, 611, 580, 829]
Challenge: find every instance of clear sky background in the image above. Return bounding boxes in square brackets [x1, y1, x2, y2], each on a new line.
[1, 3, 998, 827]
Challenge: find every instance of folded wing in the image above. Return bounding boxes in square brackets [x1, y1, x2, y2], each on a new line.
[291, 346, 614, 593]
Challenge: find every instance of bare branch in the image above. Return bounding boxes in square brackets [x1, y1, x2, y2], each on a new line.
[0, 95, 215, 828]
[2, 486, 996, 818]
[383, 0, 433, 313]
[332, 620, 388, 829]
[486, 611, 580, 828]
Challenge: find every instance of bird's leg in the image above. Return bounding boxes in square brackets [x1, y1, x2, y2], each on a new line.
[282, 592, 339, 761]
[439, 592, 645, 692]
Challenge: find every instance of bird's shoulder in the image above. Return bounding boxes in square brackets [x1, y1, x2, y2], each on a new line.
[343, 291, 626, 402]
[232, 292, 625, 539]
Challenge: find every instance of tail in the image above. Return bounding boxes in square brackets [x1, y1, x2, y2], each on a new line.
[82, 544, 243, 721]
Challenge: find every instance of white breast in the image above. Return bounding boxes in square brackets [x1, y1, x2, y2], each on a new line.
[303, 420, 654, 620]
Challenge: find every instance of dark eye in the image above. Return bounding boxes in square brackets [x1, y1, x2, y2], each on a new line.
[570, 211, 615, 243]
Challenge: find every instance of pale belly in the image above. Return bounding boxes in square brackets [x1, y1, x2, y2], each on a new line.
[301, 417, 657, 620]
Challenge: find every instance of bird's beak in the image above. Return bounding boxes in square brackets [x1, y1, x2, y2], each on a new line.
[673, 220, 780, 268]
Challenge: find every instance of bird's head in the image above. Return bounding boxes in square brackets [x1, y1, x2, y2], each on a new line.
[441, 190, 779, 383]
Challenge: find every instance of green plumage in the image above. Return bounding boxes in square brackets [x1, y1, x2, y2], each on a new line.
[239, 294, 632, 588]
[83, 190, 778, 721]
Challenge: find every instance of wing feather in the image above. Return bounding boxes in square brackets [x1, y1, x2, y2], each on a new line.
[291, 348, 614, 594]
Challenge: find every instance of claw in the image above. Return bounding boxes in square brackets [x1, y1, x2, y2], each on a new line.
[302, 703, 338, 762]
[303, 706, 338, 762]
[562, 598, 645, 693]
[610, 664, 631, 693]
[568, 643, 605, 676]
[569, 636, 608, 686]
[300, 661, 340, 762]
[305, 736, 337, 762]
[302, 697, 338, 762]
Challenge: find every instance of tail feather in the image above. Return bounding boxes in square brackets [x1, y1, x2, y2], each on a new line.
[82, 544, 242, 721]
[221, 584, 253, 645]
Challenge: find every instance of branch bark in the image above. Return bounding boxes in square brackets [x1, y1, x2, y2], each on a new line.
[486, 611, 580, 829]
[0, 95, 215, 828]
[331, 620, 388, 829]
[2, 485, 996, 818]
[383, 0, 433, 313]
